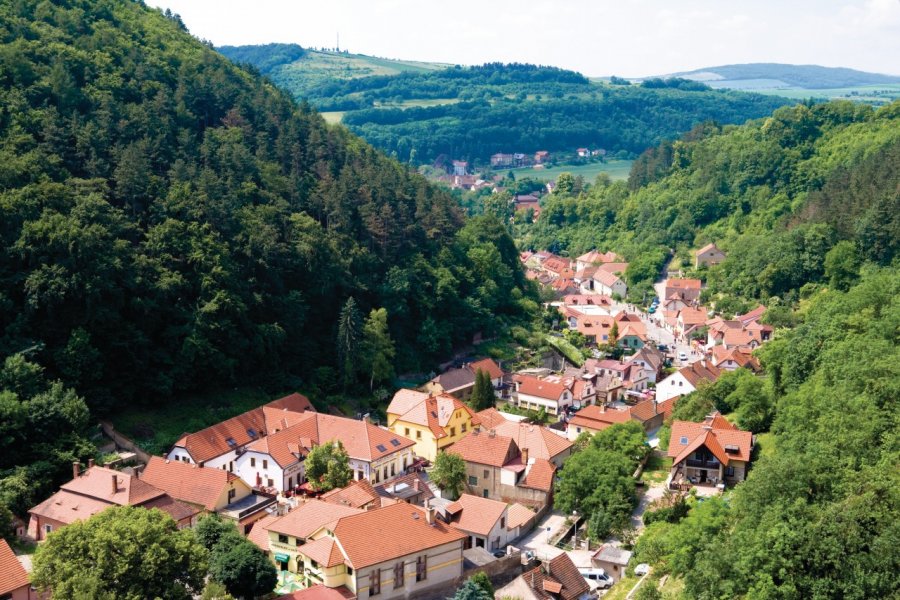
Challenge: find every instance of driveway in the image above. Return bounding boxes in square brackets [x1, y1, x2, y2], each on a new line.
[631, 483, 666, 532]
[517, 510, 566, 561]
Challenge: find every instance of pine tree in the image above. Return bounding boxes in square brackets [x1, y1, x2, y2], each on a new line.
[469, 369, 495, 411]
[336, 297, 362, 389]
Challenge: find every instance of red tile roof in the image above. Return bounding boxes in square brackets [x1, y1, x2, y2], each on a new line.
[474, 408, 509, 430]
[247, 513, 280, 551]
[389, 393, 474, 439]
[516, 374, 568, 401]
[506, 503, 537, 529]
[332, 502, 466, 569]
[320, 479, 380, 509]
[519, 459, 556, 492]
[678, 361, 722, 388]
[569, 405, 632, 432]
[61, 466, 164, 505]
[447, 494, 508, 536]
[0, 538, 29, 595]
[173, 394, 314, 463]
[141, 456, 241, 510]
[668, 416, 752, 465]
[298, 536, 346, 568]
[520, 552, 590, 600]
[491, 421, 573, 462]
[449, 431, 518, 467]
[267, 499, 363, 540]
[387, 389, 430, 417]
[469, 358, 504, 380]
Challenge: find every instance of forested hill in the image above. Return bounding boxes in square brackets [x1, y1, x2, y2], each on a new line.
[0, 0, 535, 414]
[665, 62, 900, 89]
[521, 100, 899, 311]
[217, 46, 792, 165]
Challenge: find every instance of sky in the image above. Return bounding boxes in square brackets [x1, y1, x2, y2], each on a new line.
[145, 0, 900, 77]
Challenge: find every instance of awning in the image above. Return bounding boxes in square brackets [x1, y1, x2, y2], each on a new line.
[274, 553, 290, 562]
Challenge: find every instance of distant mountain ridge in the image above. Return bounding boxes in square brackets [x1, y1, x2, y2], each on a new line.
[658, 63, 900, 89]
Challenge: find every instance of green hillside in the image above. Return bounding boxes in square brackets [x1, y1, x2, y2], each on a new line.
[668, 62, 900, 89]
[0, 0, 535, 513]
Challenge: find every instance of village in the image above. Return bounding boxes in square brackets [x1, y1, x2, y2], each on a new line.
[2, 239, 771, 600]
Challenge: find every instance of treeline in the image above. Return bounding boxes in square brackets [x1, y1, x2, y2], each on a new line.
[0, 0, 536, 420]
[340, 89, 789, 164]
[518, 100, 899, 305]
[632, 267, 899, 598]
[218, 43, 305, 74]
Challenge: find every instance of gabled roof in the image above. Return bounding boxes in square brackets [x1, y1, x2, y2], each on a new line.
[298, 536, 346, 568]
[542, 257, 572, 274]
[474, 407, 509, 430]
[577, 250, 619, 265]
[61, 466, 164, 506]
[0, 538, 29, 594]
[391, 393, 474, 440]
[248, 413, 414, 468]
[736, 305, 766, 324]
[711, 346, 762, 372]
[520, 553, 590, 600]
[431, 367, 477, 392]
[627, 346, 664, 371]
[666, 278, 702, 290]
[507, 503, 537, 529]
[696, 242, 721, 255]
[617, 322, 647, 341]
[469, 357, 504, 380]
[247, 513, 280, 551]
[678, 307, 708, 325]
[519, 459, 556, 492]
[592, 269, 624, 288]
[678, 361, 722, 388]
[387, 389, 429, 417]
[172, 394, 314, 463]
[447, 494, 508, 536]
[722, 327, 764, 348]
[488, 420, 573, 462]
[515, 374, 568, 401]
[598, 261, 629, 274]
[449, 431, 518, 467]
[568, 405, 632, 432]
[332, 502, 466, 569]
[141, 456, 242, 510]
[267, 499, 363, 540]
[320, 479, 380, 509]
[668, 416, 752, 464]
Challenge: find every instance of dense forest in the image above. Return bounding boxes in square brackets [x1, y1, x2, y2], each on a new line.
[0, 0, 535, 514]
[217, 47, 793, 164]
[517, 100, 899, 308]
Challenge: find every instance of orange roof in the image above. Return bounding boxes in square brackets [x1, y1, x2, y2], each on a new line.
[542, 257, 571, 274]
[173, 394, 314, 463]
[666, 278, 702, 290]
[0, 538, 29, 595]
[696, 242, 720, 255]
[387, 389, 430, 416]
[521, 552, 590, 600]
[668, 417, 752, 464]
[469, 357, 504, 380]
[61, 466, 164, 506]
[447, 494, 508, 536]
[516, 374, 568, 401]
[592, 269, 623, 288]
[617, 322, 647, 341]
[141, 456, 241, 510]
[722, 327, 764, 348]
[678, 361, 722, 388]
[519, 459, 556, 492]
[247, 413, 414, 467]
[507, 503, 537, 529]
[598, 261, 629, 274]
[711, 346, 761, 372]
[320, 479, 380, 509]
[247, 513, 280, 551]
[678, 307, 708, 325]
[298, 536, 346, 568]
[332, 502, 466, 569]
[474, 407, 509, 430]
[736, 305, 766, 324]
[449, 431, 518, 467]
[277, 585, 355, 600]
[268, 499, 363, 539]
[489, 420, 573, 462]
[390, 393, 474, 440]
[569, 405, 632, 432]
[629, 399, 661, 422]
[29, 490, 112, 526]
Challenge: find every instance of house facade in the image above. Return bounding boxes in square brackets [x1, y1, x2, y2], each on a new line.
[667, 413, 752, 490]
[387, 391, 476, 462]
[655, 361, 722, 402]
[514, 374, 573, 417]
[695, 243, 726, 268]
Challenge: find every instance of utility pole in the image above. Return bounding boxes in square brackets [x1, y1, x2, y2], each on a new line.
[336, 32, 340, 52]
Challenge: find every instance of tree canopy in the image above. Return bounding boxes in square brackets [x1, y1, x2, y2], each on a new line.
[431, 451, 466, 500]
[305, 440, 353, 492]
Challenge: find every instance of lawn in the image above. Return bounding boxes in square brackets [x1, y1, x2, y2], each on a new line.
[497, 160, 633, 183]
[603, 574, 641, 600]
[641, 454, 673, 484]
[754, 431, 777, 460]
[111, 387, 286, 456]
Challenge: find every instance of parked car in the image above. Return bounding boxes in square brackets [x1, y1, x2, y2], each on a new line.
[492, 549, 507, 559]
[678, 351, 688, 361]
[634, 563, 651, 576]
[657, 344, 669, 352]
[578, 568, 613, 589]
[648, 307, 656, 314]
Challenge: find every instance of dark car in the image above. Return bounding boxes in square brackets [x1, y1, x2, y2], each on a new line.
[492, 549, 507, 559]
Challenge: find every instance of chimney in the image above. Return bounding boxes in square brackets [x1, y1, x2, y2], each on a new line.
[72, 461, 80, 479]
[425, 505, 435, 525]
[488, 429, 496, 438]
[87, 458, 95, 469]
[111, 474, 118, 494]
[413, 479, 419, 492]
[521, 448, 529, 465]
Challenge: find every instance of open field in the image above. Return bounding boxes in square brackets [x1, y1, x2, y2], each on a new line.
[322, 98, 461, 123]
[498, 160, 634, 183]
[727, 82, 900, 105]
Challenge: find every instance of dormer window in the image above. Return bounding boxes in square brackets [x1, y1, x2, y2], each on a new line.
[679, 436, 688, 445]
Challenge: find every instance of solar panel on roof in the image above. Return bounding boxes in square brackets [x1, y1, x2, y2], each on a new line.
[390, 439, 401, 447]
[376, 444, 387, 452]
[247, 428, 257, 437]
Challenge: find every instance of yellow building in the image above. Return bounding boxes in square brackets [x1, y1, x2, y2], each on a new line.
[386, 390, 476, 462]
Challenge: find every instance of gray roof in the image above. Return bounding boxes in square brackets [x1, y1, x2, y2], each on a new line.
[594, 545, 633, 565]
[434, 367, 476, 392]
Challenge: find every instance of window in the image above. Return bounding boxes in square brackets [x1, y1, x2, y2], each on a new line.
[370, 570, 381, 596]
[416, 431, 422, 439]
[679, 436, 689, 445]
[576, 427, 582, 434]
[229, 461, 234, 472]
[44, 524, 52, 534]
[250, 457, 256, 467]
[391, 463, 396, 477]
[725, 466, 735, 477]
[375, 470, 380, 483]
[483, 469, 489, 479]
[279, 534, 288, 543]
[394, 561, 405, 588]
[228, 488, 236, 502]
[483, 489, 489, 498]
[678, 381, 683, 386]
[405, 428, 410, 436]
[461, 423, 467, 433]
[267, 478, 274, 487]
[347, 567, 353, 575]
[450, 427, 456, 437]
[416, 556, 427, 582]
[500, 517, 505, 528]
[468, 475, 478, 485]
[383, 466, 389, 480]
[263, 459, 268, 469]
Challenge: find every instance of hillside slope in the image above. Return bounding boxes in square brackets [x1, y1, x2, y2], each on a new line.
[666, 62, 900, 89]
[0, 0, 533, 413]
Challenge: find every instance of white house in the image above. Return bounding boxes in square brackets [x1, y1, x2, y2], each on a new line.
[592, 269, 627, 298]
[234, 413, 416, 492]
[514, 374, 573, 417]
[655, 361, 722, 402]
[445, 494, 515, 551]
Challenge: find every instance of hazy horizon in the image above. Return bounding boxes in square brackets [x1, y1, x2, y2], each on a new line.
[146, 0, 900, 78]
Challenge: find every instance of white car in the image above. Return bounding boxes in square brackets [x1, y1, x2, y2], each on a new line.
[578, 568, 613, 589]
[634, 563, 651, 576]
[678, 351, 688, 362]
